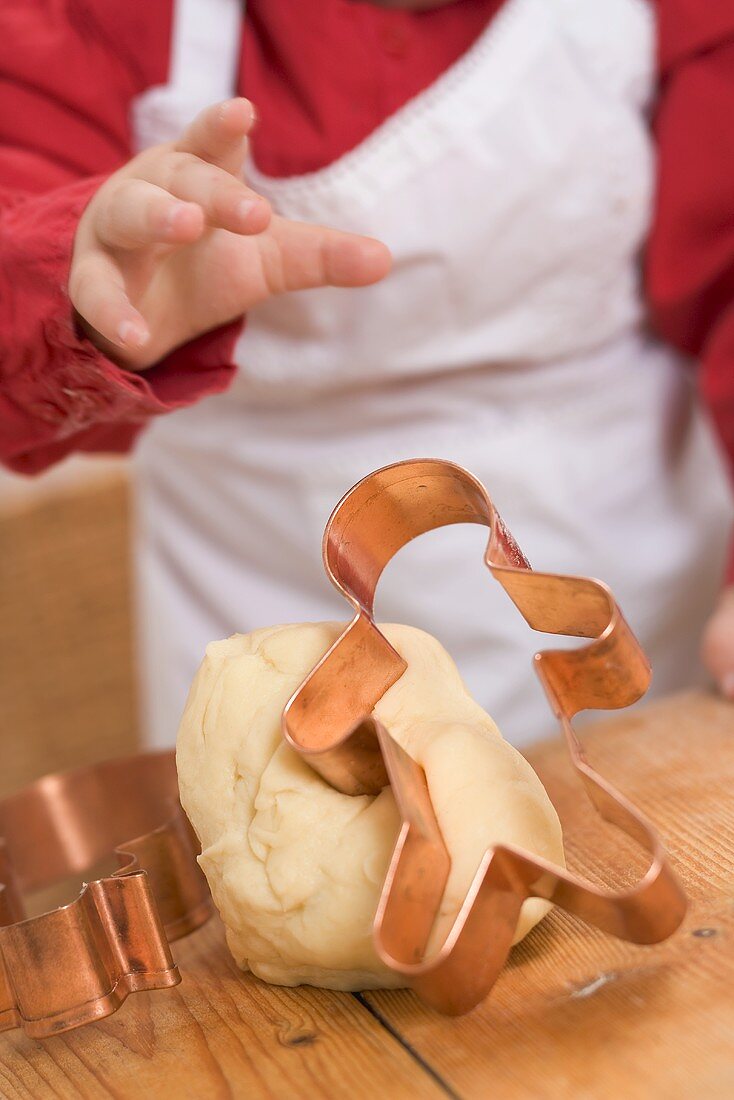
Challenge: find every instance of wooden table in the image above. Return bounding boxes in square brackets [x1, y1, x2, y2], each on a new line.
[1, 691, 732, 1099]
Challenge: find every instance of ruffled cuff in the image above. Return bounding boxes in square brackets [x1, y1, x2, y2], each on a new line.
[0, 176, 240, 467]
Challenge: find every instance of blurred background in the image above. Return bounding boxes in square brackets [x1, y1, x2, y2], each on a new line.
[0, 458, 139, 797]
[2, 0, 732, 798]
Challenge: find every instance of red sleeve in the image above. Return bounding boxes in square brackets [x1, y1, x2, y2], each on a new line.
[0, 1, 239, 475]
[647, 1, 734, 498]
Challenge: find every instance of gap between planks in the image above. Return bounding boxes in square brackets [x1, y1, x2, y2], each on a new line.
[352, 992, 461, 1100]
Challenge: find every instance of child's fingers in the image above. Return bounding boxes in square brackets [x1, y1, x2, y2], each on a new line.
[701, 586, 734, 698]
[261, 216, 392, 293]
[96, 179, 204, 250]
[176, 98, 255, 175]
[70, 252, 149, 352]
[155, 153, 270, 234]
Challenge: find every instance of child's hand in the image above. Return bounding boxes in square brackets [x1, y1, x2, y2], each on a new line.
[702, 586, 734, 698]
[70, 98, 391, 369]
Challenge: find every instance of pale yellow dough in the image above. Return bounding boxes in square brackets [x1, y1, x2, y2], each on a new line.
[177, 623, 564, 991]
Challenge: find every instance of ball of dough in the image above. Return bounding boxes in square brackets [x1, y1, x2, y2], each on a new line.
[177, 623, 564, 991]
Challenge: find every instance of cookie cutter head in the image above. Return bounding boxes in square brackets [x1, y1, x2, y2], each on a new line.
[0, 751, 212, 1038]
[283, 459, 687, 1015]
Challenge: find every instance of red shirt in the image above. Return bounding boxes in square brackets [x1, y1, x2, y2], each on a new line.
[244, 0, 503, 177]
[1, 0, 733, 539]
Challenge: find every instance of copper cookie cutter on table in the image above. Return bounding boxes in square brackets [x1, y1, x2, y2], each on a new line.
[0, 458, 686, 1037]
[284, 458, 687, 1015]
[0, 752, 212, 1038]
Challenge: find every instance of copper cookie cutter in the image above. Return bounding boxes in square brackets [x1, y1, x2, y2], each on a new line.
[0, 751, 212, 1038]
[284, 458, 687, 1015]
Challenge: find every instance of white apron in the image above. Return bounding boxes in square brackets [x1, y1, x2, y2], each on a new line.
[132, 0, 733, 749]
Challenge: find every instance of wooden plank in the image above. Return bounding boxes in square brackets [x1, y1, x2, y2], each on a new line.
[364, 691, 734, 1100]
[0, 917, 446, 1099]
[2, 692, 731, 1097]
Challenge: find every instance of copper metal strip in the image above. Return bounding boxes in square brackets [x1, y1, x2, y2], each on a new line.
[0, 751, 212, 1038]
[283, 459, 687, 1015]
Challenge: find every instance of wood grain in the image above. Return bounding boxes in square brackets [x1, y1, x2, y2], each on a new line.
[365, 691, 734, 1100]
[1, 692, 732, 1097]
[0, 917, 445, 1100]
